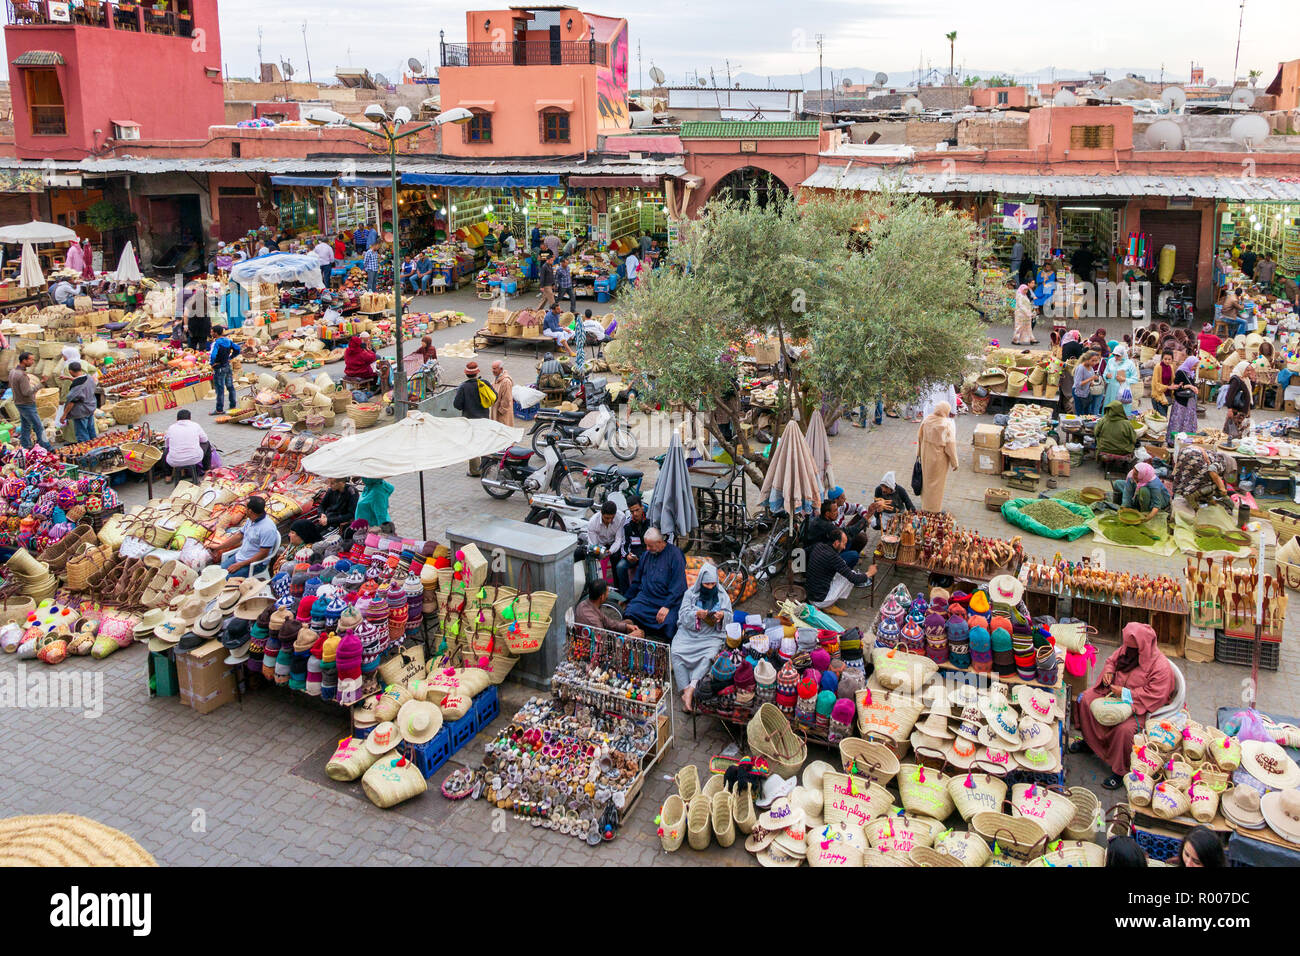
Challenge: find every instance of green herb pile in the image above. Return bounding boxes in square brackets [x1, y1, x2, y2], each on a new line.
[1096, 514, 1159, 546]
[1020, 499, 1086, 531]
[1050, 488, 1092, 508]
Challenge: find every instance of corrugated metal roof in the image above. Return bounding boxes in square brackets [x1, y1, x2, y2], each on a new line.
[679, 120, 819, 140]
[12, 50, 65, 66]
[800, 165, 1300, 201]
[0, 156, 686, 177]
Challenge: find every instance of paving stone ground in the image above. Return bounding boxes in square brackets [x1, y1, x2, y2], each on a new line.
[0, 290, 1293, 865]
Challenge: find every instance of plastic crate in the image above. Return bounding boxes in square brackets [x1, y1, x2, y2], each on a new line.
[472, 684, 499, 728]
[446, 709, 477, 752]
[1215, 633, 1280, 670]
[149, 651, 179, 697]
[401, 726, 452, 779]
[1134, 827, 1182, 863]
[513, 400, 539, 421]
[1005, 769, 1066, 789]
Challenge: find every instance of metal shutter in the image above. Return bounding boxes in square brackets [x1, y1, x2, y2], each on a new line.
[1141, 209, 1202, 288]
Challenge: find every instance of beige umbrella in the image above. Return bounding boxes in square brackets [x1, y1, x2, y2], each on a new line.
[17, 242, 43, 289]
[759, 419, 825, 522]
[804, 409, 835, 491]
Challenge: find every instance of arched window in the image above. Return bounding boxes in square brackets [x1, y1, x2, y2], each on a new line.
[539, 108, 571, 144]
[464, 109, 492, 144]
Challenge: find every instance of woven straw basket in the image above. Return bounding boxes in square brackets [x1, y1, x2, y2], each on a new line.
[1009, 783, 1075, 841]
[348, 403, 382, 428]
[899, 760, 956, 821]
[687, 794, 711, 850]
[970, 811, 1048, 863]
[839, 737, 900, 787]
[1026, 840, 1106, 868]
[909, 845, 965, 868]
[0, 814, 156, 866]
[746, 703, 808, 778]
[933, 829, 991, 867]
[1063, 786, 1101, 841]
[948, 769, 1009, 821]
[658, 794, 686, 852]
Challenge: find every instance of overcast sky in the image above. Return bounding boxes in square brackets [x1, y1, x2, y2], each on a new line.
[7, 0, 1292, 90]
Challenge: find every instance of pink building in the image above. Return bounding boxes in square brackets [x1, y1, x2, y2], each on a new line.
[971, 86, 1029, 109]
[436, 5, 630, 157]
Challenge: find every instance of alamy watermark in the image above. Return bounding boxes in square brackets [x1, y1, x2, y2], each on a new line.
[0, 664, 103, 718]
[1041, 278, 1151, 321]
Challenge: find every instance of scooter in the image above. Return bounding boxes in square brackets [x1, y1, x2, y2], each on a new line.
[479, 433, 586, 500]
[529, 394, 639, 460]
[582, 462, 644, 505]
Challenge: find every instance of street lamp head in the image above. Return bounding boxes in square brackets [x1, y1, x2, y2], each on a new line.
[305, 107, 346, 126]
[364, 104, 390, 123]
[392, 106, 413, 126]
[434, 107, 474, 126]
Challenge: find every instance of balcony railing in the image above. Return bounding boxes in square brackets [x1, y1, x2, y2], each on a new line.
[31, 105, 66, 134]
[440, 39, 607, 68]
[6, 0, 193, 37]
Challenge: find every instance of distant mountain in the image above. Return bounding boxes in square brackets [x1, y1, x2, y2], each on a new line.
[713, 65, 1176, 91]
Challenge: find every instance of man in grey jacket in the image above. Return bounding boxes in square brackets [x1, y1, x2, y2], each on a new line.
[9, 351, 52, 450]
[60, 361, 98, 442]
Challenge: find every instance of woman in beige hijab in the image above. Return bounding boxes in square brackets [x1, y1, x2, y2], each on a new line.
[916, 401, 959, 512]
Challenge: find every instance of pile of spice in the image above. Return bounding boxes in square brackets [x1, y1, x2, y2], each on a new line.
[1096, 515, 1160, 546]
[1020, 499, 1087, 531]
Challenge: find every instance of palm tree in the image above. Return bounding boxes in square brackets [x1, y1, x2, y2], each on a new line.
[945, 31, 957, 85]
[1248, 69, 1262, 88]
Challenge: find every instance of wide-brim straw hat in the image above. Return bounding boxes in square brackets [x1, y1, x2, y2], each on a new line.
[755, 843, 803, 867]
[979, 699, 1022, 746]
[977, 724, 1024, 753]
[1240, 740, 1300, 791]
[801, 760, 835, 793]
[757, 796, 803, 832]
[234, 593, 274, 621]
[193, 565, 229, 599]
[363, 720, 403, 755]
[1017, 715, 1057, 750]
[397, 699, 443, 745]
[152, 619, 187, 644]
[1014, 685, 1063, 722]
[1222, 785, 1266, 829]
[193, 608, 224, 639]
[916, 708, 956, 740]
[1261, 790, 1300, 845]
[1013, 744, 1063, 775]
[134, 608, 168, 635]
[788, 785, 824, 825]
[943, 734, 982, 769]
[987, 574, 1025, 607]
[0, 814, 157, 866]
[745, 825, 776, 853]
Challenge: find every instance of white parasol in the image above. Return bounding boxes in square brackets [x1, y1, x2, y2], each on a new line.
[110, 241, 142, 283]
[0, 220, 78, 244]
[18, 242, 44, 289]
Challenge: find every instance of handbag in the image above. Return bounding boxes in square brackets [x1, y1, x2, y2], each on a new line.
[911, 457, 924, 496]
[1090, 694, 1133, 727]
[377, 643, 426, 686]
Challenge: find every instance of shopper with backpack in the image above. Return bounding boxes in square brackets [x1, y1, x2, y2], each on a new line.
[208, 325, 241, 415]
[453, 361, 495, 476]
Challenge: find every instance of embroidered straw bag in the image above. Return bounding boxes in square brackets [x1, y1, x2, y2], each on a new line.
[1124, 770, 1154, 807]
[855, 688, 922, 745]
[657, 794, 686, 852]
[1188, 780, 1222, 823]
[361, 755, 428, 808]
[948, 767, 1009, 821]
[326, 737, 380, 782]
[838, 737, 900, 788]
[909, 845, 964, 867]
[865, 814, 935, 854]
[821, 770, 892, 829]
[1027, 839, 1106, 867]
[899, 753, 956, 821]
[871, 644, 937, 694]
[1009, 782, 1075, 841]
[1150, 781, 1191, 820]
[971, 811, 1048, 863]
[933, 828, 991, 866]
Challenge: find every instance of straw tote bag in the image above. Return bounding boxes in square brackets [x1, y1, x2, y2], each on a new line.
[1008, 783, 1074, 841]
[1090, 695, 1133, 727]
[865, 814, 935, 854]
[971, 811, 1048, 864]
[1188, 780, 1222, 823]
[1027, 840, 1106, 868]
[361, 754, 428, 808]
[1150, 781, 1191, 821]
[899, 751, 956, 821]
[872, 644, 937, 694]
[1124, 770, 1154, 807]
[377, 644, 426, 687]
[746, 703, 808, 778]
[1206, 728, 1242, 771]
[838, 737, 900, 788]
[1063, 786, 1101, 841]
[933, 828, 991, 867]
[821, 770, 892, 829]
[657, 794, 686, 852]
[325, 737, 380, 782]
[855, 689, 922, 745]
[948, 766, 1009, 821]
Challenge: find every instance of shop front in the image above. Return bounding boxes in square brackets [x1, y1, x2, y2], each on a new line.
[1219, 201, 1300, 288]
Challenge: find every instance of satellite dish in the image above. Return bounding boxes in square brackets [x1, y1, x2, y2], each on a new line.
[1206, 77, 1218, 88]
[874, 71, 889, 87]
[1230, 114, 1271, 148]
[281, 59, 294, 77]
[375, 73, 390, 87]
[902, 96, 924, 115]
[697, 76, 707, 87]
[841, 77, 852, 89]
[649, 65, 665, 85]
[408, 57, 424, 74]
[1230, 86, 1255, 107]
[1144, 119, 1184, 150]
[1053, 89, 1077, 106]
[1160, 86, 1187, 112]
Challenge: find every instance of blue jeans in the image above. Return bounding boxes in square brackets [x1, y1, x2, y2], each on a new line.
[16, 404, 52, 451]
[212, 365, 236, 413]
[366, 269, 378, 292]
[72, 415, 95, 442]
[841, 549, 860, 569]
[220, 551, 251, 578]
[615, 556, 636, 593]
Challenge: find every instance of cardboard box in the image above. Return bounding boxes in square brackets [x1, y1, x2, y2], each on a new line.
[972, 424, 1004, 449]
[175, 639, 237, 715]
[1048, 446, 1070, 477]
[973, 450, 1001, 475]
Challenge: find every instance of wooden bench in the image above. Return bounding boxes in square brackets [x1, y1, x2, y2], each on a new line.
[471, 329, 551, 356]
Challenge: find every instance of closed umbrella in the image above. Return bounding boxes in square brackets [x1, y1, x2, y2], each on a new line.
[18, 242, 43, 289]
[300, 411, 523, 539]
[647, 431, 698, 541]
[804, 409, 835, 491]
[111, 242, 142, 283]
[759, 420, 825, 522]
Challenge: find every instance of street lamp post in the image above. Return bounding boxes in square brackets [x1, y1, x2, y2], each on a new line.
[306, 105, 472, 416]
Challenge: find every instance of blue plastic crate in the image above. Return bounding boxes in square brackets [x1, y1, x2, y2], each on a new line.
[503, 280, 518, 294]
[472, 684, 499, 728]
[1133, 827, 1182, 864]
[513, 400, 539, 421]
[401, 727, 452, 779]
[446, 710, 477, 752]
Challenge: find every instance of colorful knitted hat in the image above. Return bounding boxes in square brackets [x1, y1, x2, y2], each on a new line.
[815, 689, 837, 717]
[797, 673, 819, 700]
[334, 632, 362, 680]
[967, 625, 991, 654]
[809, 648, 831, 672]
[777, 661, 799, 695]
[830, 697, 855, 725]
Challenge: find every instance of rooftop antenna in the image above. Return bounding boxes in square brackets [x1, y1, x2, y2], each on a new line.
[302, 22, 314, 83]
[638, 39, 642, 94]
[1232, 0, 1247, 89]
[257, 26, 263, 78]
[816, 33, 825, 115]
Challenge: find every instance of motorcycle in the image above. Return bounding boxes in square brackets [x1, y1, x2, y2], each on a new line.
[528, 394, 638, 460]
[479, 433, 586, 500]
[582, 462, 644, 505]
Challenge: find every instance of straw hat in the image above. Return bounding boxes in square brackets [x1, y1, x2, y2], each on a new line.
[915, 705, 956, 740]
[979, 699, 1022, 746]
[0, 814, 156, 866]
[193, 565, 229, 599]
[397, 698, 443, 745]
[788, 785, 824, 826]
[1017, 715, 1056, 751]
[133, 608, 168, 636]
[1240, 740, 1300, 791]
[977, 745, 1016, 772]
[1222, 785, 1266, 830]
[801, 760, 835, 793]
[193, 608, 224, 639]
[1261, 789, 1300, 845]
[234, 587, 274, 621]
[988, 574, 1025, 607]
[1014, 685, 1063, 722]
[152, 619, 187, 644]
[943, 734, 981, 769]
[363, 721, 403, 755]
[755, 842, 804, 867]
[758, 795, 803, 832]
[772, 817, 809, 857]
[744, 825, 776, 853]
[755, 773, 796, 808]
[213, 583, 243, 613]
[147, 636, 174, 653]
[948, 705, 985, 744]
[1013, 744, 1062, 775]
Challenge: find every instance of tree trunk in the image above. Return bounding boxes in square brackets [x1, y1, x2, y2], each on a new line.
[704, 420, 766, 486]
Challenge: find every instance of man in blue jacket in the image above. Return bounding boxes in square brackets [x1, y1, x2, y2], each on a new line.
[622, 528, 687, 641]
[209, 325, 242, 415]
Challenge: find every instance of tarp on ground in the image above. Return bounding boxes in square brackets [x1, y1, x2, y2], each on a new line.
[1001, 496, 1094, 540]
[1171, 503, 1253, 559]
[1088, 511, 1178, 556]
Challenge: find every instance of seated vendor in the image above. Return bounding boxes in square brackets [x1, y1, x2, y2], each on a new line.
[315, 476, 359, 533]
[343, 331, 378, 382]
[622, 528, 686, 641]
[806, 531, 875, 617]
[208, 496, 280, 578]
[574, 579, 642, 638]
[541, 305, 576, 356]
[672, 563, 732, 713]
[871, 472, 915, 528]
[1071, 622, 1177, 790]
[1170, 445, 1235, 510]
[1094, 400, 1138, 461]
[1112, 462, 1172, 519]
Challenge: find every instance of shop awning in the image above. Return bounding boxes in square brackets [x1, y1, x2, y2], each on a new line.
[339, 176, 392, 188]
[400, 174, 562, 188]
[568, 174, 661, 187]
[271, 175, 335, 187]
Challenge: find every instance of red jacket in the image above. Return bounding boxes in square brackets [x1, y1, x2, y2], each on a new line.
[344, 341, 377, 378]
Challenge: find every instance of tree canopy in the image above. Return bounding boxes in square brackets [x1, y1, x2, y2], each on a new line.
[614, 187, 985, 477]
